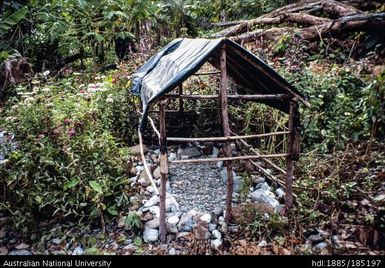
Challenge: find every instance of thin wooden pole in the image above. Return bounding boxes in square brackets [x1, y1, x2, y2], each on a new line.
[194, 71, 221, 75]
[162, 94, 289, 101]
[230, 130, 287, 176]
[178, 84, 184, 113]
[219, 44, 234, 223]
[159, 102, 167, 243]
[285, 99, 296, 212]
[167, 131, 290, 142]
[170, 153, 289, 164]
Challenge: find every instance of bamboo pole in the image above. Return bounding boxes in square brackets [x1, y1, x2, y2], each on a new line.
[167, 131, 289, 142]
[193, 71, 221, 75]
[219, 44, 234, 223]
[170, 153, 289, 164]
[178, 84, 184, 113]
[158, 102, 167, 243]
[162, 94, 289, 100]
[230, 130, 287, 176]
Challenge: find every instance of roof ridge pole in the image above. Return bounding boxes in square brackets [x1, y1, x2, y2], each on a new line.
[220, 43, 234, 223]
[159, 101, 168, 244]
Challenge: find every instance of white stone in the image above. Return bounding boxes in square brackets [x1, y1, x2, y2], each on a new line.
[144, 196, 158, 208]
[168, 153, 177, 161]
[143, 228, 159, 242]
[167, 223, 178, 234]
[216, 161, 223, 169]
[250, 189, 280, 209]
[167, 215, 180, 225]
[212, 147, 220, 157]
[212, 230, 222, 240]
[168, 248, 176, 255]
[220, 169, 242, 192]
[138, 177, 150, 187]
[135, 165, 144, 173]
[255, 182, 271, 191]
[213, 208, 223, 217]
[144, 218, 160, 229]
[258, 240, 267, 247]
[211, 239, 222, 249]
[177, 213, 195, 232]
[187, 209, 198, 217]
[208, 223, 217, 232]
[178, 147, 201, 159]
[72, 246, 84, 255]
[252, 175, 265, 184]
[149, 206, 160, 218]
[314, 242, 327, 250]
[146, 186, 155, 194]
[275, 188, 285, 198]
[166, 194, 180, 212]
[200, 213, 212, 223]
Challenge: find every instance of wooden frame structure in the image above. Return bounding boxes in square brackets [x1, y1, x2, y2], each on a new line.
[138, 44, 302, 243]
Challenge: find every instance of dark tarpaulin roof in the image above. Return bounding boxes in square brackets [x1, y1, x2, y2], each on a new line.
[130, 38, 307, 131]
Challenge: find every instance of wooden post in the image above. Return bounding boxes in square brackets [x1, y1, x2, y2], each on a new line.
[159, 101, 168, 243]
[178, 84, 184, 113]
[285, 98, 298, 212]
[220, 44, 233, 223]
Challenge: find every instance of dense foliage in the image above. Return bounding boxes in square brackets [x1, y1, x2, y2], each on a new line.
[1, 0, 294, 68]
[0, 71, 140, 231]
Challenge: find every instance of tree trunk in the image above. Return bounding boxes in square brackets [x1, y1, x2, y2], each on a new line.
[231, 12, 385, 43]
[212, 0, 383, 44]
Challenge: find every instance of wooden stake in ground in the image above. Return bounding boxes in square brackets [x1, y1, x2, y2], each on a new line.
[219, 44, 234, 223]
[178, 83, 184, 113]
[285, 99, 298, 211]
[159, 101, 168, 243]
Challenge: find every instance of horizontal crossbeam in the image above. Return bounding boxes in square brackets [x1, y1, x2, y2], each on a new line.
[167, 131, 290, 142]
[170, 153, 290, 164]
[163, 94, 289, 100]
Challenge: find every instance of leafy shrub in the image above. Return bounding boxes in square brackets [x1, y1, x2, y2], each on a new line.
[0, 73, 139, 232]
[281, 67, 374, 152]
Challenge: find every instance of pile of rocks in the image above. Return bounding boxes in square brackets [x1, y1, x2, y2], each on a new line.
[126, 142, 285, 251]
[138, 192, 230, 249]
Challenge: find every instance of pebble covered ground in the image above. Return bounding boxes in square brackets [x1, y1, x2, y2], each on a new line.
[169, 161, 226, 212]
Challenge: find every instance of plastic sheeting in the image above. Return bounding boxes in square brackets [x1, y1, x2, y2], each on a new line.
[130, 38, 306, 131]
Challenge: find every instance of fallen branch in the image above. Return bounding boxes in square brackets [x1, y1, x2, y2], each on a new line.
[231, 12, 385, 43]
[322, 0, 361, 17]
[211, 0, 374, 43]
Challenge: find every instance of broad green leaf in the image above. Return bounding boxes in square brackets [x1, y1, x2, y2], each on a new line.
[89, 181, 103, 193]
[0, 7, 28, 37]
[133, 237, 142, 246]
[107, 206, 118, 216]
[63, 178, 80, 190]
[0, 50, 9, 61]
[85, 247, 99, 254]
